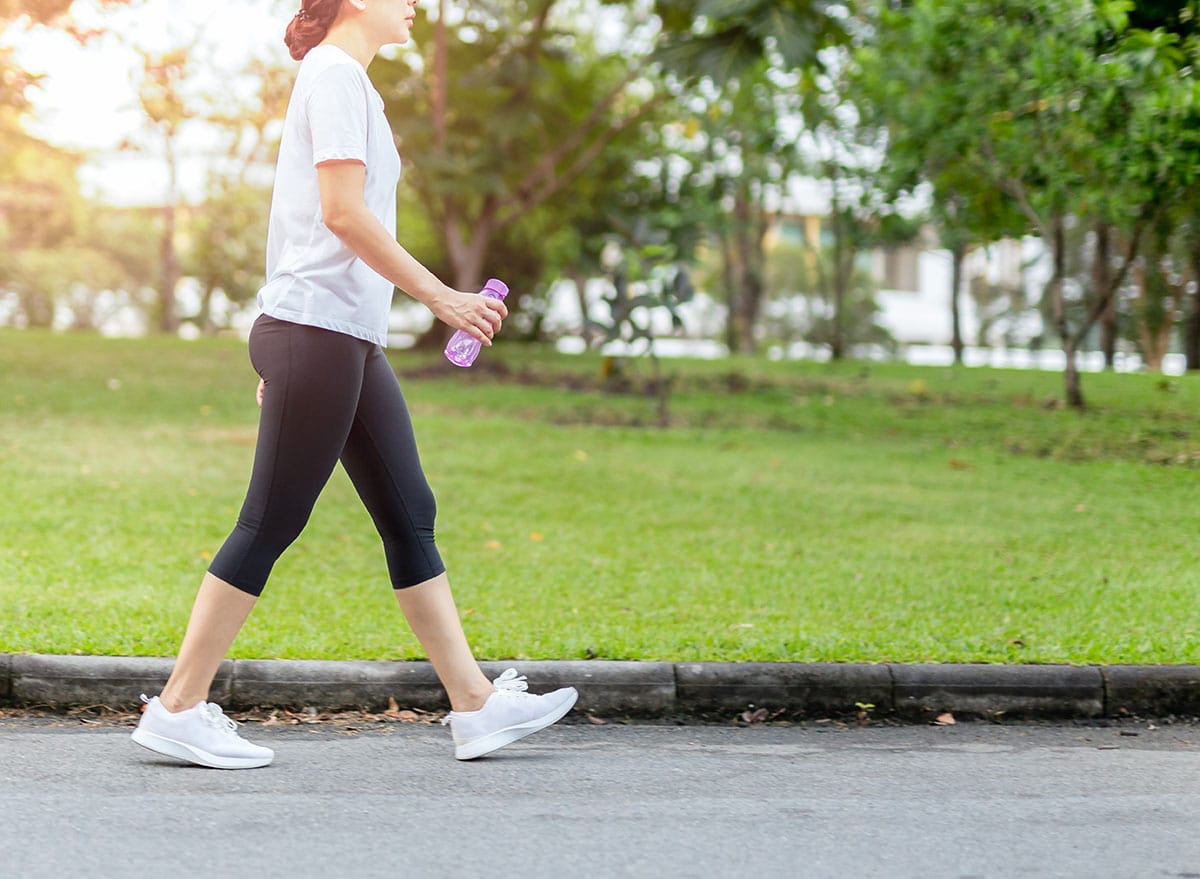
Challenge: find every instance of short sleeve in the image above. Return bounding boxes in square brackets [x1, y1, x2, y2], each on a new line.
[306, 63, 370, 167]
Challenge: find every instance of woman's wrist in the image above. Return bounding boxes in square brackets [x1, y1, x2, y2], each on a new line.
[414, 283, 450, 311]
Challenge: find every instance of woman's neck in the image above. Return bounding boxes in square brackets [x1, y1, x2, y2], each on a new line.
[319, 23, 377, 70]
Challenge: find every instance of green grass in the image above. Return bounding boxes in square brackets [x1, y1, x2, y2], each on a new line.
[1, 329, 1198, 664]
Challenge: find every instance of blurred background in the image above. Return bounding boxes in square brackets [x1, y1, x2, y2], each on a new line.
[2, 0, 1198, 389]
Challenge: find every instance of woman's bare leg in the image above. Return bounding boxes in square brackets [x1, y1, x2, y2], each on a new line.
[394, 571, 494, 712]
[158, 572, 257, 712]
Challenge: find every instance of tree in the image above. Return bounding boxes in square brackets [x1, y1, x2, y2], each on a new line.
[1126, 0, 1200, 371]
[0, 0, 136, 327]
[127, 47, 196, 334]
[653, 0, 845, 82]
[183, 56, 292, 333]
[0, 1, 132, 109]
[376, 0, 663, 347]
[652, 0, 848, 354]
[862, 0, 1200, 407]
[678, 65, 806, 354]
[855, 16, 1029, 365]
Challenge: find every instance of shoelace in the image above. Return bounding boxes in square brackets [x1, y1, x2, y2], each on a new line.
[440, 668, 528, 725]
[197, 702, 239, 736]
[492, 668, 529, 696]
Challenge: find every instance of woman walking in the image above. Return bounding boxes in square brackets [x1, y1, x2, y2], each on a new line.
[131, 0, 577, 769]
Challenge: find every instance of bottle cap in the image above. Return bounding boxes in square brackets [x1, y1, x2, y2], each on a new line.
[483, 278, 509, 299]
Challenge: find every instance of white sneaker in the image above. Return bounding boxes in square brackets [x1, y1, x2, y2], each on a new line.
[442, 669, 578, 760]
[131, 695, 274, 769]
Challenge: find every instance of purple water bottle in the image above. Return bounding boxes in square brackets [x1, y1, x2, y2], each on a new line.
[444, 278, 509, 367]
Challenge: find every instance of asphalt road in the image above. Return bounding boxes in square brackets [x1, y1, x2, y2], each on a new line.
[2, 716, 1198, 878]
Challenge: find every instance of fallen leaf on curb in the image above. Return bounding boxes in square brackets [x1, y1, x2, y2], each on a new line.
[384, 698, 419, 721]
[934, 712, 956, 726]
[587, 715, 608, 725]
[741, 708, 768, 724]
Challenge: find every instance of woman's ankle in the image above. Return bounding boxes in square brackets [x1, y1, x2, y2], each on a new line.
[449, 685, 494, 713]
[158, 689, 206, 713]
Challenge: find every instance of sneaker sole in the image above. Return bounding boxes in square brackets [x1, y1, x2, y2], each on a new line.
[454, 688, 579, 761]
[131, 727, 273, 770]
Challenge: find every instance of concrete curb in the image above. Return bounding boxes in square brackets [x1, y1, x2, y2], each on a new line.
[892, 663, 1104, 719]
[9, 655, 234, 707]
[1, 654, 1198, 720]
[675, 661, 893, 716]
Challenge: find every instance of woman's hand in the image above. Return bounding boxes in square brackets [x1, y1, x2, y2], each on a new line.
[428, 287, 508, 345]
[257, 379, 265, 408]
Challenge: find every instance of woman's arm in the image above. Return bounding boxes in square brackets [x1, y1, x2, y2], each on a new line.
[317, 160, 506, 345]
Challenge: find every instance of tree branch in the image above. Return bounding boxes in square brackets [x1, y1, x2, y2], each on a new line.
[496, 69, 641, 216]
[978, 136, 1053, 246]
[495, 92, 665, 228]
[1070, 199, 1156, 349]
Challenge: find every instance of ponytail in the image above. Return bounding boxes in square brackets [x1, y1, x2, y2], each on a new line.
[283, 0, 341, 61]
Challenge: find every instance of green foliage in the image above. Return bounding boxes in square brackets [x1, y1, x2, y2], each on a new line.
[183, 180, 270, 317]
[374, 1, 662, 297]
[859, 0, 1200, 402]
[589, 232, 694, 349]
[653, 0, 847, 81]
[586, 223, 694, 424]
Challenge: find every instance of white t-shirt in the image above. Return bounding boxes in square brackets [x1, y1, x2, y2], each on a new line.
[257, 44, 402, 346]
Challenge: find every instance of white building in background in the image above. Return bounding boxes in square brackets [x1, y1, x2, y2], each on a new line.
[867, 236, 1049, 348]
[769, 175, 1052, 351]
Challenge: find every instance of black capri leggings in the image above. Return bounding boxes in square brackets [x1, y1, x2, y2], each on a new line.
[208, 314, 445, 597]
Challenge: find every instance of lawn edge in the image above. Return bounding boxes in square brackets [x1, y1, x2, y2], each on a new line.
[4, 653, 1199, 721]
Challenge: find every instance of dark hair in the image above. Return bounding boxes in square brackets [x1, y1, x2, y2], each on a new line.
[284, 0, 342, 61]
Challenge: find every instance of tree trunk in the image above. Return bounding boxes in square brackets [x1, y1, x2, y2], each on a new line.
[830, 208, 848, 361]
[1094, 223, 1115, 369]
[158, 135, 180, 335]
[733, 231, 760, 354]
[1186, 246, 1200, 370]
[199, 282, 217, 335]
[19, 290, 54, 328]
[728, 187, 763, 355]
[412, 215, 492, 351]
[158, 199, 179, 334]
[572, 270, 594, 346]
[1049, 217, 1084, 409]
[1064, 336, 1083, 408]
[719, 230, 738, 354]
[950, 241, 965, 365]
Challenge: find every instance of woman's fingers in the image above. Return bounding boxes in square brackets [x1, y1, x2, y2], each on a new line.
[476, 299, 505, 340]
[439, 288, 506, 344]
[487, 297, 509, 320]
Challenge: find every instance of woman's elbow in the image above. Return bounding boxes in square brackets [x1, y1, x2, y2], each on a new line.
[322, 205, 360, 238]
